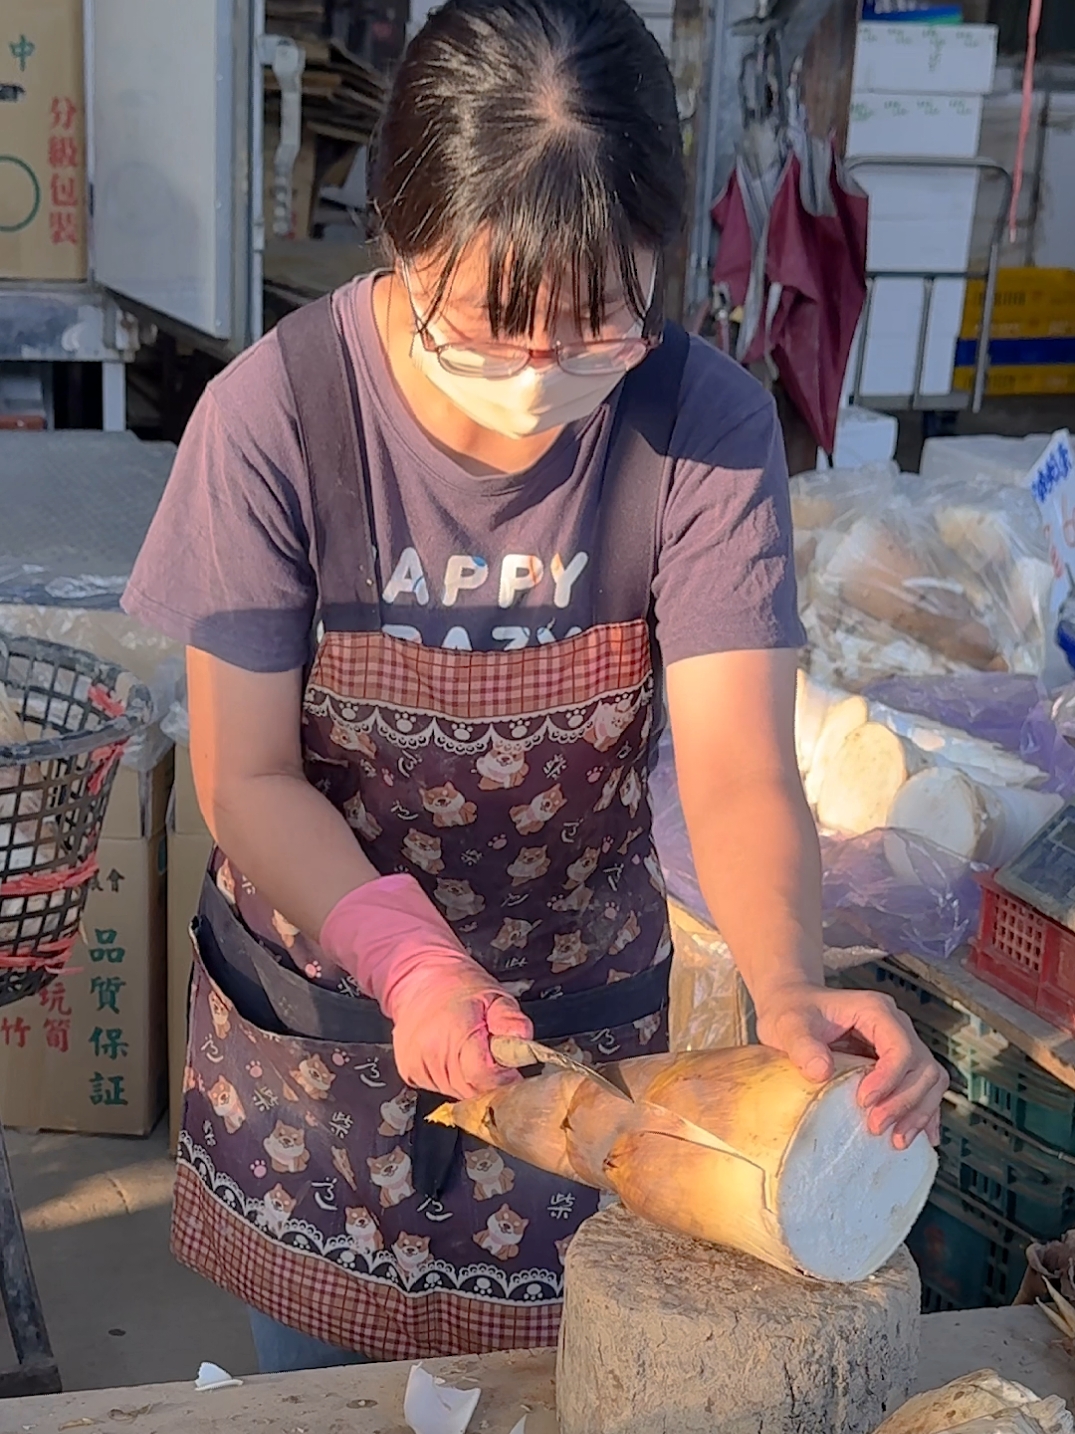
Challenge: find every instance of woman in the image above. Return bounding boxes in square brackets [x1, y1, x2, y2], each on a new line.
[125, 0, 946, 1373]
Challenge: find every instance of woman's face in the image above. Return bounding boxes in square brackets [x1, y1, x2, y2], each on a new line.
[398, 241, 659, 440]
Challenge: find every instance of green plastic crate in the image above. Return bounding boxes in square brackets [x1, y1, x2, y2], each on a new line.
[830, 963, 969, 1038]
[831, 963, 1075, 1154]
[937, 1093, 1075, 1236]
[907, 1177, 1033, 1311]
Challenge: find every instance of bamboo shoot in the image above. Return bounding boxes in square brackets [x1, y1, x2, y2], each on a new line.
[815, 722, 924, 836]
[430, 1046, 936, 1283]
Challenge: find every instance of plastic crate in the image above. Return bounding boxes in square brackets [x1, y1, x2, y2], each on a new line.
[907, 1178, 1033, 1311]
[831, 960, 1075, 1155]
[937, 1093, 1075, 1235]
[969, 872, 1075, 1033]
[828, 962, 971, 1038]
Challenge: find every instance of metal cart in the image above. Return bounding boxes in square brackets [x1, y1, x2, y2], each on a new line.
[844, 155, 1014, 418]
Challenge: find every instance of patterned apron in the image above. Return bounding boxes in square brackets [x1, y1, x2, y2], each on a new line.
[172, 296, 689, 1361]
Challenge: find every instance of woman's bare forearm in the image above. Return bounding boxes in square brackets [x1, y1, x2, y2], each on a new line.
[687, 777, 825, 1009]
[202, 770, 380, 939]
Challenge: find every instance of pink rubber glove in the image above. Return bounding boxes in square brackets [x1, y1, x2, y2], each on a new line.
[320, 874, 533, 1100]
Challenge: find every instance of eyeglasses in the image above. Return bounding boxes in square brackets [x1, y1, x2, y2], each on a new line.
[415, 326, 660, 378]
[401, 270, 661, 378]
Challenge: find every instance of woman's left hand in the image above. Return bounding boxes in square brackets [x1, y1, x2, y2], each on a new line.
[754, 984, 948, 1149]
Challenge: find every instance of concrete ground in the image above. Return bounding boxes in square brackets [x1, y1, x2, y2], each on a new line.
[2, 1124, 255, 1392]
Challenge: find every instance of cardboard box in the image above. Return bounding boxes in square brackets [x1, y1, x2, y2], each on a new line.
[848, 93, 984, 160]
[167, 829, 212, 1152]
[853, 22, 998, 97]
[0, 0, 87, 280]
[173, 743, 209, 839]
[961, 268, 1075, 341]
[102, 754, 174, 843]
[0, 833, 168, 1135]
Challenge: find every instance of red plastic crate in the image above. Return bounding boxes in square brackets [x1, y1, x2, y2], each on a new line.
[969, 872, 1075, 1033]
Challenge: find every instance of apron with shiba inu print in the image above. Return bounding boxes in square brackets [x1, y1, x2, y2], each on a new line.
[172, 297, 689, 1362]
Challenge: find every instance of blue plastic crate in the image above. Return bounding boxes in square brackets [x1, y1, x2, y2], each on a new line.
[831, 963, 1075, 1154]
[908, 1178, 1032, 1310]
[938, 1094, 1075, 1236]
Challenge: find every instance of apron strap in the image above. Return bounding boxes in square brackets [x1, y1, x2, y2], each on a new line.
[592, 322, 691, 628]
[275, 294, 381, 634]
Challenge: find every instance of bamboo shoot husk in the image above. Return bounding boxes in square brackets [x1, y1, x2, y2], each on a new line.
[431, 1046, 936, 1283]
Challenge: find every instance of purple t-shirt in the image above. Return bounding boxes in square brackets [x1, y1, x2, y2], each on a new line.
[123, 276, 805, 669]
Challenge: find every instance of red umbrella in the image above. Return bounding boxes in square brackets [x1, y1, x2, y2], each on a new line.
[711, 114, 868, 456]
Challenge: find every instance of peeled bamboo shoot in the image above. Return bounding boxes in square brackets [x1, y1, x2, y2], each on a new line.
[815, 722, 923, 836]
[431, 1046, 936, 1283]
[802, 695, 869, 807]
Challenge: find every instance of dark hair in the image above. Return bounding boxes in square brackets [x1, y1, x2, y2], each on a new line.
[371, 0, 685, 338]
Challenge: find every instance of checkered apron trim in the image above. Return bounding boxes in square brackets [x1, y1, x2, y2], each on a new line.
[310, 621, 651, 721]
[172, 1161, 563, 1360]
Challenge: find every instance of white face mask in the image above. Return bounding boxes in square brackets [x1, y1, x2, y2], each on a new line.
[406, 270, 656, 440]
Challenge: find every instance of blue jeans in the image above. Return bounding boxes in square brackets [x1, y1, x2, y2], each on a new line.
[247, 1306, 370, 1373]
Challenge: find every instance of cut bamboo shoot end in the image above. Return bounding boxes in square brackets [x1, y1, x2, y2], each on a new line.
[815, 723, 920, 836]
[795, 670, 846, 777]
[778, 1073, 935, 1282]
[887, 768, 985, 863]
[803, 695, 869, 807]
[976, 785, 1063, 867]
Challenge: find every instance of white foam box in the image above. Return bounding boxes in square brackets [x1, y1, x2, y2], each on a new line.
[848, 93, 985, 160]
[857, 165, 979, 273]
[817, 406, 900, 471]
[853, 23, 998, 97]
[844, 277, 966, 401]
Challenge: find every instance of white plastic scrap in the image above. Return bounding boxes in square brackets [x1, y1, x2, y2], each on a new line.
[194, 1360, 243, 1391]
[404, 1362, 482, 1434]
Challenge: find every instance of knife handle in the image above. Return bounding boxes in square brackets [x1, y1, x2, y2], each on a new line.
[490, 1035, 544, 1070]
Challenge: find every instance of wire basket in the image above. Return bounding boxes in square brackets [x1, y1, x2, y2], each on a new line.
[0, 635, 152, 1006]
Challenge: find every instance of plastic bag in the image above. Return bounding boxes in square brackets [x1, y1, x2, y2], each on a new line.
[0, 604, 184, 771]
[793, 445, 1056, 686]
[863, 672, 1042, 752]
[667, 899, 752, 1053]
[650, 728, 981, 963]
[919, 433, 1051, 491]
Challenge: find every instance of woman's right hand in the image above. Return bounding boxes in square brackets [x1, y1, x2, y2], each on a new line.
[320, 874, 532, 1100]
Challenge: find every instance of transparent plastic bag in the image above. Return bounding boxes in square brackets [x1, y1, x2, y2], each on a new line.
[0, 603, 184, 771]
[920, 433, 1051, 491]
[650, 728, 982, 964]
[667, 899, 752, 1053]
[793, 449, 1055, 685]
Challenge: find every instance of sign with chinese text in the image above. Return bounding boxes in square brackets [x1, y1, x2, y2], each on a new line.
[0, 0, 87, 280]
[0, 829, 167, 1135]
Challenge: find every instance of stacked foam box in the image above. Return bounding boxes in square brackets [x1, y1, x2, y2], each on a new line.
[845, 21, 999, 402]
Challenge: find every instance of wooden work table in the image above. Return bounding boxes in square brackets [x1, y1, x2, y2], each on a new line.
[1, 1307, 1072, 1434]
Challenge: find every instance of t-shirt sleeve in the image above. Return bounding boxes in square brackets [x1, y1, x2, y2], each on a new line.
[122, 341, 317, 673]
[653, 341, 807, 667]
